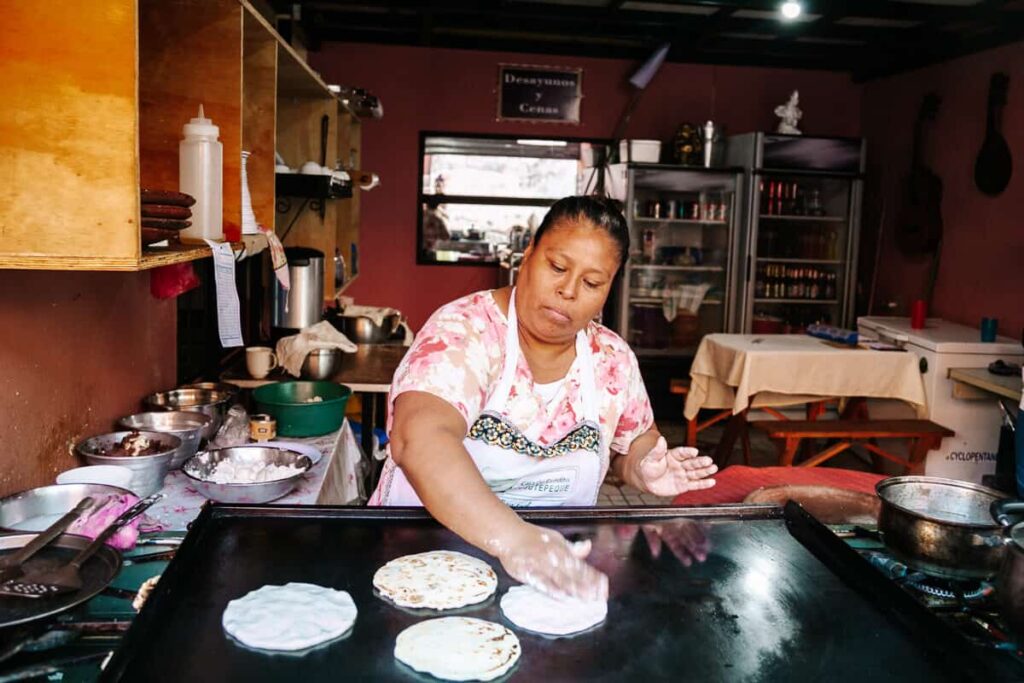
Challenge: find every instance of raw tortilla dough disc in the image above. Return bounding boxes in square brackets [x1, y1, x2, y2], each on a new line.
[500, 585, 608, 636]
[373, 550, 497, 609]
[222, 582, 357, 651]
[394, 617, 521, 681]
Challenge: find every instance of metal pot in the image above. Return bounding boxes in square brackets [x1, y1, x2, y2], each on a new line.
[332, 313, 400, 344]
[992, 500, 1024, 640]
[876, 476, 1009, 580]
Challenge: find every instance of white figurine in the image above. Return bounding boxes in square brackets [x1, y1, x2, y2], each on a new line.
[774, 90, 802, 135]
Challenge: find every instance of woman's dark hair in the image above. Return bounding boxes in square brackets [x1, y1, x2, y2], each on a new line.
[533, 195, 630, 270]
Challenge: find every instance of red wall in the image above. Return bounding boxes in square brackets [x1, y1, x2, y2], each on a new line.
[311, 44, 862, 330]
[0, 271, 177, 496]
[862, 41, 1024, 337]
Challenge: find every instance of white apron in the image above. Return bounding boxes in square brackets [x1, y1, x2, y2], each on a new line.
[370, 289, 605, 507]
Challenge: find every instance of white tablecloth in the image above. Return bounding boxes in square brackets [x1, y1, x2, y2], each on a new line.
[684, 334, 928, 420]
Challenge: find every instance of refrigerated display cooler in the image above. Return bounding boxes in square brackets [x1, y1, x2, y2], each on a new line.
[858, 316, 1024, 484]
[603, 163, 743, 358]
[724, 133, 864, 334]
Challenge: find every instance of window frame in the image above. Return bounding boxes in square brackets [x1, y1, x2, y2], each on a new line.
[415, 130, 610, 267]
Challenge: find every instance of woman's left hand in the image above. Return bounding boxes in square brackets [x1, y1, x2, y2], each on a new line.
[631, 436, 717, 497]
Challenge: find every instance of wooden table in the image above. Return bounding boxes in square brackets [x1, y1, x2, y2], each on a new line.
[686, 334, 928, 464]
[222, 344, 408, 463]
[949, 367, 1022, 403]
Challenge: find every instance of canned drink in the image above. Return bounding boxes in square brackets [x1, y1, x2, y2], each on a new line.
[666, 199, 678, 219]
[250, 414, 277, 442]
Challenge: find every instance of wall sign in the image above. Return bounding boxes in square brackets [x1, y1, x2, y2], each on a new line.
[497, 65, 582, 124]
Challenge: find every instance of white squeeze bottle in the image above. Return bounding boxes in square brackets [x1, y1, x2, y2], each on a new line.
[179, 104, 223, 242]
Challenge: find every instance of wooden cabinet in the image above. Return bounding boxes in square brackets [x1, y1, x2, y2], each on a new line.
[0, 0, 361, 275]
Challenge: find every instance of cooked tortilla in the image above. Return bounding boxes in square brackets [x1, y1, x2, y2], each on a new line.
[500, 585, 607, 636]
[373, 550, 497, 609]
[394, 617, 521, 681]
[222, 582, 357, 651]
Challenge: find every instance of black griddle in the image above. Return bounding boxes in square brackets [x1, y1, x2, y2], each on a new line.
[103, 503, 998, 682]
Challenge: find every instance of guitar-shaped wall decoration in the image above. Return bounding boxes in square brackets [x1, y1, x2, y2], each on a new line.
[896, 93, 943, 258]
[974, 72, 1012, 196]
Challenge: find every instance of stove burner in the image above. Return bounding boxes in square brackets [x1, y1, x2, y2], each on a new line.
[903, 575, 991, 601]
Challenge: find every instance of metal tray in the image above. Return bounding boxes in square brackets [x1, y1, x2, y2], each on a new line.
[0, 532, 122, 629]
[104, 504, 997, 682]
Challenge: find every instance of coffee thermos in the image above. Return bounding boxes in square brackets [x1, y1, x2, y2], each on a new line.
[271, 247, 324, 331]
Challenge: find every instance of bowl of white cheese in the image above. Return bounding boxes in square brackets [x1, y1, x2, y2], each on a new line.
[182, 446, 312, 504]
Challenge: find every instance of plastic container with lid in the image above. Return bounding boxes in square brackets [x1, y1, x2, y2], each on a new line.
[179, 104, 223, 242]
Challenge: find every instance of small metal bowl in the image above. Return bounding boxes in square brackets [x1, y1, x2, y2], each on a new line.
[75, 430, 181, 497]
[180, 382, 241, 406]
[0, 483, 133, 532]
[143, 388, 233, 440]
[117, 411, 211, 469]
[182, 446, 312, 504]
[300, 348, 343, 380]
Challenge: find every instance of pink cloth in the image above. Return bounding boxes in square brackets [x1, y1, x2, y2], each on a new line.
[66, 493, 141, 550]
[672, 465, 884, 506]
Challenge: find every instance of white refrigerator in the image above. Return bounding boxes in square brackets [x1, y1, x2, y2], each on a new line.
[857, 316, 1023, 483]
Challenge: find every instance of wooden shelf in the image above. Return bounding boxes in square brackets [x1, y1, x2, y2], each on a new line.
[139, 244, 213, 270]
[0, 0, 360, 273]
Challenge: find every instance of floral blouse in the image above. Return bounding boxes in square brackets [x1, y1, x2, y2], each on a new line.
[386, 290, 654, 472]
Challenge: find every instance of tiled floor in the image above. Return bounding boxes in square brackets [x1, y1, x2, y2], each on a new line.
[595, 414, 875, 507]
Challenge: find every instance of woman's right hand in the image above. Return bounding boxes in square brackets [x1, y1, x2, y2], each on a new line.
[489, 523, 609, 602]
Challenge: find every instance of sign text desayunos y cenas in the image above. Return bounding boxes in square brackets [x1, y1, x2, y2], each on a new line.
[498, 65, 582, 124]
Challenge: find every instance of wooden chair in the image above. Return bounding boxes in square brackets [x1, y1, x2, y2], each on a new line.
[748, 419, 955, 473]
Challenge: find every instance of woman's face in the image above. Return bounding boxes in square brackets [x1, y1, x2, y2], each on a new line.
[515, 218, 621, 344]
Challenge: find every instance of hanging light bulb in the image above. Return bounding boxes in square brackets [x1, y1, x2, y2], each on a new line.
[780, 1, 802, 20]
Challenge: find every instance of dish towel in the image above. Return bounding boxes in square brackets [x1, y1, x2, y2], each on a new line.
[662, 283, 711, 322]
[277, 320, 358, 377]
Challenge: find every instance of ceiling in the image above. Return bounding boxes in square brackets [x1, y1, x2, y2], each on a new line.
[269, 0, 1024, 81]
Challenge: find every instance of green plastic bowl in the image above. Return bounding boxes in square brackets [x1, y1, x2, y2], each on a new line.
[252, 381, 352, 437]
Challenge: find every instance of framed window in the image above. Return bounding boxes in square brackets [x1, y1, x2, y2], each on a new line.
[417, 132, 608, 265]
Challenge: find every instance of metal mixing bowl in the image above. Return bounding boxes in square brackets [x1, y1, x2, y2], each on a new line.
[182, 446, 312, 504]
[0, 483, 133, 531]
[75, 430, 181, 497]
[180, 382, 241, 406]
[333, 314, 400, 344]
[117, 411, 211, 469]
[143, 388, 232, 440]
[300, 348, 343, 380]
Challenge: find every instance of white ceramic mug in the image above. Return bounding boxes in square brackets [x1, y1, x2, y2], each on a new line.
[246, 347, 279, 379]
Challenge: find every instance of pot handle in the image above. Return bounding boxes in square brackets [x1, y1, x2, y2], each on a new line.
[991, 499, 1024, 527]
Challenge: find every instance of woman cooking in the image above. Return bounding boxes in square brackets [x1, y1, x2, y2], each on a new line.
[369, 196, 717, 601]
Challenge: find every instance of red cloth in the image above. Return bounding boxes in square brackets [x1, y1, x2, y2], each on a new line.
[672, 465, 885, 506]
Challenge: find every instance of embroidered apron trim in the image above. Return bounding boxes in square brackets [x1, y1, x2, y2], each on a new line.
[467, 413, 600, 459]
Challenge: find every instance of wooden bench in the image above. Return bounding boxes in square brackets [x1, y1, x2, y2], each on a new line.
[670, 378, 834, 465]
[748, 419, 955, 473]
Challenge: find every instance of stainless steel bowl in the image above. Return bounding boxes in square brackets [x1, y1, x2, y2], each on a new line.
[143, 388, 232, 440]
[182, 446, 312, 504]
[300, 348, 343, 380]
[180, 382, 241, 406]
[0, 483, 133, 531]
[75, 430, 181, 497]
[116, 411, 211, 469]
[334, 314, 400, 344]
